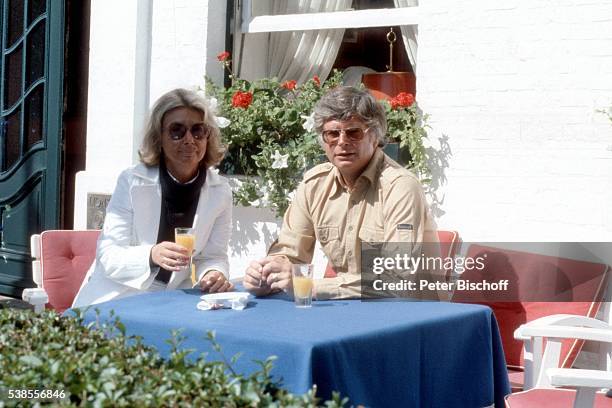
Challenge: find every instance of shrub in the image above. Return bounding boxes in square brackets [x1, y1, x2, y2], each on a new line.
[0, 308, 347, 407]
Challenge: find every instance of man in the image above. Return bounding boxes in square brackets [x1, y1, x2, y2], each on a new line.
[243, 86, 438, 299]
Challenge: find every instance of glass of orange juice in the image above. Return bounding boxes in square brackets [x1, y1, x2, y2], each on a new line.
[175, 227, 196, 284]
[292, 264, 314, 308]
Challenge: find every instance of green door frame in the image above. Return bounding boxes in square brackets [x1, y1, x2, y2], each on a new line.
[0, 0, 65, 297]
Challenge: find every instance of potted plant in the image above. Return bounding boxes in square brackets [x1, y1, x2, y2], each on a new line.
[383, 91, 432, 182]
[204, 52, 432, 217]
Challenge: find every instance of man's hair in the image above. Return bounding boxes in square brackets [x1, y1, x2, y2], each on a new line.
[138, 88, 225, 167]
[313, 86, 387, 146]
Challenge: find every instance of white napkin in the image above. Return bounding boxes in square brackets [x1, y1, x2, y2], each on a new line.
[197, 292, 250, 311]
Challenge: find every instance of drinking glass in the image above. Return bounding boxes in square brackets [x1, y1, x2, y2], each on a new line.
[175, 227, 196, 284]
[292, 264, 314, 308]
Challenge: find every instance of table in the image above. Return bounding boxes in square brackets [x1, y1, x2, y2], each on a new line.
[79, 290, 510, 407]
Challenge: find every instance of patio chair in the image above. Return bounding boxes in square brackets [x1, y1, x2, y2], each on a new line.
[505, 314, 612, 407]
[323, 229, 461, 278]
[29, 230, 100, 312]
[452, 245, 610, 392]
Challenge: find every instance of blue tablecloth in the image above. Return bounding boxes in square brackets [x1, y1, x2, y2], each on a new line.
[79, 290, 510, 407]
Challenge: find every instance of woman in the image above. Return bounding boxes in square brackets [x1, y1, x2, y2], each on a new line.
[73, 88, 233, 307]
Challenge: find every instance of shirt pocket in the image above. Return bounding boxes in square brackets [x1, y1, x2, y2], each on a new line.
[316, 225, 339, 243]
[316, 226, 341, 265]
[397, 228, 414, 243]
[395, 225, 414, 258]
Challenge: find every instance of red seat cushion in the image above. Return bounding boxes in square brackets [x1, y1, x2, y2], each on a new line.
[507, 366, 525, 393]
[324, 262, 337, 278]
[506, 389, 612, 408]
[437, 230, 460, 259]
[453, 245, 608, 391]
[40, 230, 100, 312]
[437, 230, 461, 278]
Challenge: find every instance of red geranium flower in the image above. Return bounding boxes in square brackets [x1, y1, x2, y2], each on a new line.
[313, 75, 321, 86]
[281, 80, 297, 90]
[217, 51, 231, 62]
[232, 90, 253, 108]
[390, 92, 415, 109]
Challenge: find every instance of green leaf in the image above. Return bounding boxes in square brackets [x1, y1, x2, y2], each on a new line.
[19, 355, 43, 367]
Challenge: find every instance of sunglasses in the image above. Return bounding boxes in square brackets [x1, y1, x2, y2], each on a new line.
[321, 127, 369, 145]
[165, 123, 209, 141]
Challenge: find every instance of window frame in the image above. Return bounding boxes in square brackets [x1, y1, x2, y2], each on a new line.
[240, 1, 419, 33]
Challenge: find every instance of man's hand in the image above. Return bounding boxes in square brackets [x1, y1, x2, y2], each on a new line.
[243, 256, 293, 296]
[151, 241, 190, 271]
[262, 257, 293, 292]
[243, 259, 272, 296]
[199, 270, 234, 293]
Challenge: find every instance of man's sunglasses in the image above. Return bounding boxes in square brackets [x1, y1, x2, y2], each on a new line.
[165, 123, 209, 141]
[321, 127, 368, 144]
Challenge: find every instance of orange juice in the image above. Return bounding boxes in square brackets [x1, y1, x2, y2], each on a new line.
[292, 264, 314, 307]
[175, 233, 195, 253]
[176, 233, 196, 284]
[293, 276, 313, 298]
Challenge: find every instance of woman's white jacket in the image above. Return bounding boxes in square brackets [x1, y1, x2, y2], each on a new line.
[72, 163, 232, 307]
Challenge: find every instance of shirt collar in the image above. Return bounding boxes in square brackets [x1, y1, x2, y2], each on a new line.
[360, 148, 384, 184]
[133, 162, 224, 187]
[166, 168, 200, 185]
[332, 148, 384, 192]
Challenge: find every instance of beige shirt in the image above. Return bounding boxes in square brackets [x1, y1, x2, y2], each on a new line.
[268, 148, 439, 300]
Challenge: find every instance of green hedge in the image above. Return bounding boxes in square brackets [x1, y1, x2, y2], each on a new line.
[0, 309, 347, 407]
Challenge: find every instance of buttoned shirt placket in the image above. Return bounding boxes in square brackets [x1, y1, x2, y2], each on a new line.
[340, 176, 368, 276]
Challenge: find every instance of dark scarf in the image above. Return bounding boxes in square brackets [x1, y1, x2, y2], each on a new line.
[154, 157, 206, 283]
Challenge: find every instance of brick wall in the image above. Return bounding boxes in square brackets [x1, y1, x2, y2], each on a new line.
[418, 0, 612, 241]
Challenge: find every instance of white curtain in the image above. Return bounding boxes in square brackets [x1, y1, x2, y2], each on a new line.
[393, 0, 418, 73]
[267, 0, 352, 84]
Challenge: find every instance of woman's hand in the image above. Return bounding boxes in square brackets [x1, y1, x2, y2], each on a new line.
[200, 270, 234, 293]
[151, 241, 190, 271]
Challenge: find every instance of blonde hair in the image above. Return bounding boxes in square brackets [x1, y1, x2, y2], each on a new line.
[138, 88, 225, 167]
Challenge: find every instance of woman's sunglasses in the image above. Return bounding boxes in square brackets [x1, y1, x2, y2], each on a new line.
[165, 123, 209, 141]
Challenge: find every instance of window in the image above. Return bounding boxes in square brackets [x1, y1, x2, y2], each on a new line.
[233, 0, 418, 83]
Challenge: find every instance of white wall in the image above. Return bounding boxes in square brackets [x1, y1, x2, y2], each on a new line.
[149, 1, 221, 102]
[85, 0, 141, 173]
[75, 0, 144, 229]
[418, 0, 612, 241]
